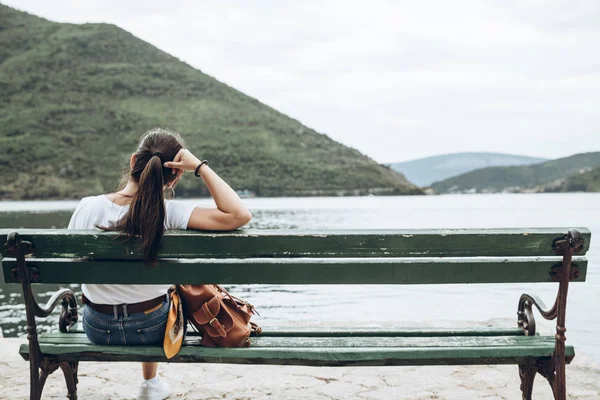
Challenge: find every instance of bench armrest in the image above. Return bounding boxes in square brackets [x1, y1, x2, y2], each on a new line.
[517, 293, 557, 336]
[5, 231, 79, 334]
[33, 288, 78, 333]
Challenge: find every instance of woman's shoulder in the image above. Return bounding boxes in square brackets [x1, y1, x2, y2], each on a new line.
[76, 194, 109, 209]
[68, 195, 113, 229]
[72, 195, 121, 217]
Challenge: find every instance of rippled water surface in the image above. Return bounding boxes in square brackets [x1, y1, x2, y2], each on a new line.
[1, 194, 598, 361]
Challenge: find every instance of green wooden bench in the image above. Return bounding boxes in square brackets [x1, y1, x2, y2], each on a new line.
[0, 227, 591, 400]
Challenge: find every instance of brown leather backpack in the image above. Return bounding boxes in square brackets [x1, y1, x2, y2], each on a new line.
[177, 284, 262, 347]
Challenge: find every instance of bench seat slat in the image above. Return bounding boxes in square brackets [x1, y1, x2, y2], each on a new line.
[39, 333, 544, 348]
[0, 228, 591, 259]
[65, 326, 527, 337]
[255, 328, 527, 337]
[20, 333, 574, 367]
[2, 256, 587, 284]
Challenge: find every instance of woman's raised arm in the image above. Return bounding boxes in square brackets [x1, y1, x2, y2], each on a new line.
[164, 149, 252, 231]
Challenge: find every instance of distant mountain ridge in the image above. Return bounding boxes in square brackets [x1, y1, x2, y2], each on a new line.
[431, 152, 600, 194]
[389, 152, 548, 187]
[0, 4, 421, 199]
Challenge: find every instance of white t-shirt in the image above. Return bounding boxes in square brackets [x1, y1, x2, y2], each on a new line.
[67, 194, 197, 304]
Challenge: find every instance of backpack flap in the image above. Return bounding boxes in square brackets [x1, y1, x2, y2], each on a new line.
[191, 296, 233, 338]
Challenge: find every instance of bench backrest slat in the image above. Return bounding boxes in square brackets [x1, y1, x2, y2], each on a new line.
[0, 228, 591, 259]
[1, 256, 588, 285]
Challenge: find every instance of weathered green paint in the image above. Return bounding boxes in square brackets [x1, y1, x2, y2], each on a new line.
[20, 332, 574, 367]
[40, 333, 544, 348]
[254, 328, 528, 337]
[1, 256, 588, 284]
[65, 324, 527, 337]
[0, 228, 591, 259]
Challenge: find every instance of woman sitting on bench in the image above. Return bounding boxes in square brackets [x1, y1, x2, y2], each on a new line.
[67, 128, 252, 400]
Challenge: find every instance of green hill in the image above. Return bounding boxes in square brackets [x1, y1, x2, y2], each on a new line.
[540, 166, 600, 193]
[431, 152, 600, 194]
[0, 4, 421, 199]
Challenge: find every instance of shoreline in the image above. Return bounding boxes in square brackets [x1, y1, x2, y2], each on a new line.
[3, 191, 600, 205]
[1, 338, 599, 399]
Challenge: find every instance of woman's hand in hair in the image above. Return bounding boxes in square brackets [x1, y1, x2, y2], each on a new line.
[163, 149, 201, 175]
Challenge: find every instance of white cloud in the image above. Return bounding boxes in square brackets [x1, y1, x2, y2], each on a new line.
[4, 0, 600, 162]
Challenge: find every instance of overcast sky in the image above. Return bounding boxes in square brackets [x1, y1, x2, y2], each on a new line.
[5, 0, 600, 163]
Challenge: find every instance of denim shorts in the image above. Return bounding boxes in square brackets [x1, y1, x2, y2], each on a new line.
[83, 298, 169, 346]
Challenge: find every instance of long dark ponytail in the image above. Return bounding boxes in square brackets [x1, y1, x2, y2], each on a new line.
[107, 128, 185, 263]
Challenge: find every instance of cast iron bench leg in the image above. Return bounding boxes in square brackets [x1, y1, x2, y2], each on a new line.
[59, 361, 79, 400]
[519, 364, 536, 399]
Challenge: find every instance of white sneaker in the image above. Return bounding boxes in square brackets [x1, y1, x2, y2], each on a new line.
[136, 376, 170, 400]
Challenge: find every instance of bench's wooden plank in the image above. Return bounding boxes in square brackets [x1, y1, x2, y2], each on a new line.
[20, 335, 574, 366]
[39, 333, 544, 348]
[65, 326, 527, 337]
[0, 228, 591, 259]
[2, 256, 588, 284]
[244, 328, 527, 337]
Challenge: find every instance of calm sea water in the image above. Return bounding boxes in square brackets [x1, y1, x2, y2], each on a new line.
[0, 194, 598, 362]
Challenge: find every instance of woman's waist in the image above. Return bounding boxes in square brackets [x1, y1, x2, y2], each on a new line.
[81, 284, 171, 305]
[83, 292, 167, 314]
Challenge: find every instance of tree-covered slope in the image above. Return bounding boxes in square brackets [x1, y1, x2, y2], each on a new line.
[0, 4, 421, 199]
[390, 152, 547, 187]
[540, 166, 600, 193]
[431, 152, 600, 193]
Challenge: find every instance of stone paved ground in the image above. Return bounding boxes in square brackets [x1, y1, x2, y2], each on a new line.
[1, 338, 599, 399]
